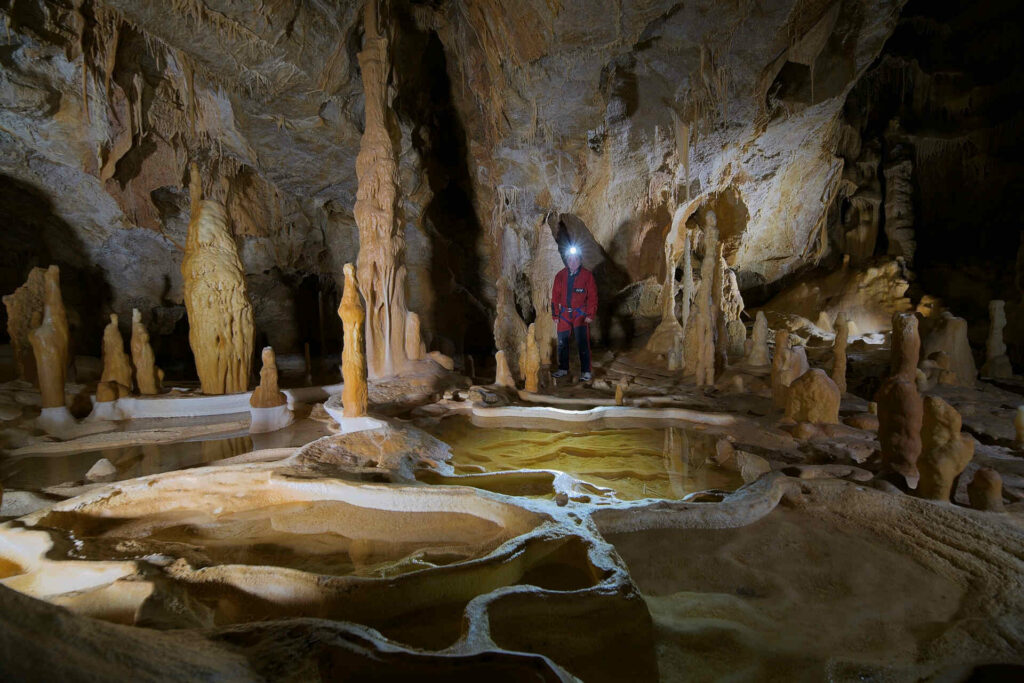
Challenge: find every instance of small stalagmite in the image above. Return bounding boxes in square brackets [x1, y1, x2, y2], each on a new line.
[981, 299, 1012, 378]
[99, 313, 132, 400]
[524, 323, 541, 393]
[831, 312, 849, 393]
[771, 331, 809, 409]
[181, 166, 254, 394]
[495, 350, 515, 388]
[339, 263, 368, 418]
[131, 309, 162, 395]
[785, 369, 840, 424]
[250, 347, 287, 408]
[726, 320, 746, 358]
[746, 311, 770, 366]
[876, 312, 924, 485]
[967, 468, 1004, 512]
[404, 311, 425, 362]
[2, 266, 47, 382]
[917, 396, 974, 501]
[28, 266, 69, 410]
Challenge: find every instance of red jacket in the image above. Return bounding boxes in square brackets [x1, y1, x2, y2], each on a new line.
[551, 266, 598, 332]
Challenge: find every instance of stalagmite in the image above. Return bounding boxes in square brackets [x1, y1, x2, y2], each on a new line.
[524, 323, 541, 392]
[921, 311, 976, 386]
[981, 300, 1012, 378]
[615, 382, 625, 406]
[404, 311, 425, 362]
[967, 468, 1004, 512]
[2, 266, 47, 382]
[99, 313, 132, 399]
[726, 320, 746, 357]
[355, 0, 407, 378]
[130, 309, 162, 395]
[339, 263, 368, 418]
[876, 312, 923, 485]
[771, 331, 809, 409]
[785, 369, 841, 424]
[713, 243, 728, 374]
[250, 346, 292, 434]
[746, 311, 770, 366]
[495, 350, 515, 389]
[646, 207, 687, 361]
[917, 396, 974, 501]
[29, 266, 73, 433]
[695, 213, 719, 386]
[182, 165, 254, 395]
[831, 312, 849, 393]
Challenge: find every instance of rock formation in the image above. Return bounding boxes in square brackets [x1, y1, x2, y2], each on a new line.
[694, 214, 719, 386]
[785, 369, 841, 424]
[967, 468, 1004, 512]
[99, 314, 132, 400]
[876, 312, 924, 484]
[524, 323, 540, 393]
[494, 350, 515, 389]
[355, 0, 407, 378]
[27, 266, 69, 410]
[182, 166, 254, 395]
[883, 154, 915, 263]
[404, 312, 426, 362]
[339, 263, 368, 418]
[2, 266, 47, 382]
[726, 320, 747, 358]
[130, 309, 162, 395]
[921, 311, 976, 386]
[981, 300, 1012, 378]
[831, 313, 849, 393]
[250, 347, 287, 408]
[771, 331, 809, 409]
[746, 311, 770, 366]
[646, 206, 687, 363]
[917, 396, 974, 501]
[1015, 406, 1024, 449]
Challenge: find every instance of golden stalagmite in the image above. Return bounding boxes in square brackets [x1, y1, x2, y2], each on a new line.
[831, 312, 849, 393]
[28, 266, 69, 409]
[2, 266, 47, 382]
[524, 323, 540, 393]
[917, 396, 974, 501]
[495, 350, 515, 388]
[181, 166, 254, 395]
[355, 0, 408, 378]
[250, 347, 287, 408]
[404, 311, 425, 361]
[130, 308, 162, 395]
[99, 314, 132, 400]
[339, 263, 368, 418]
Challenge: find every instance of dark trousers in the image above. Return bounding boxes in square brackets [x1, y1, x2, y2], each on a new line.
[557, 325, 591, 373]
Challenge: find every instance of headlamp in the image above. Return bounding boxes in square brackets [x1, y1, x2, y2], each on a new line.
[568, 245, 579, 256]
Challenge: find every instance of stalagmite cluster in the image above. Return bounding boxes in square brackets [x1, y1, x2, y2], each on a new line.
[130, 309, 162, 395]
[28, 266, 69, 410]
[339, 263, 368, 418]
[354, 0, 408, 378]
[99, 314, 132, 400]
[876, 313, 924, 485]
[181, 166, 254, 395]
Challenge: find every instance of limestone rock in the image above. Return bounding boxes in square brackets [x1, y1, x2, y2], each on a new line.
[494, 350, 515, 389]
[981, 300, 1012, 378]
[746, 311, 770, 366]
[85, 457, 117, 483]
[28, 266, 69, 409]
[130, 309, 163, 395]
[250, 347, 287, 409]
[99, 314, 132, 400]
[181, 172, 254, 395]
[694, 215, 719, 386]
[785, 369, 840, 424]
[967, 468, 1004, 512]
[404, 312, 426, 362]
[917, 397, 974, 502]
[427, 351, 454, 371]
[831, 313, 849, 393]
[339, 263, 368, 418]
[921, 311, 976, 386]
[726, 320, 747, 358]
[2, 266, 47, 382]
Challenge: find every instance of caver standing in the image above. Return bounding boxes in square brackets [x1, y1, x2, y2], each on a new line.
[551, 245, 598, 381]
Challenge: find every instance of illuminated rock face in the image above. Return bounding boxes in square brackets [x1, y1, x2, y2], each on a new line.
[99, 314, 132, 400]
[28, 266, 69, 410]
[181, 186, 254, 395]
[355, 1, 407, 379]
[339, 263, 368, 418]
